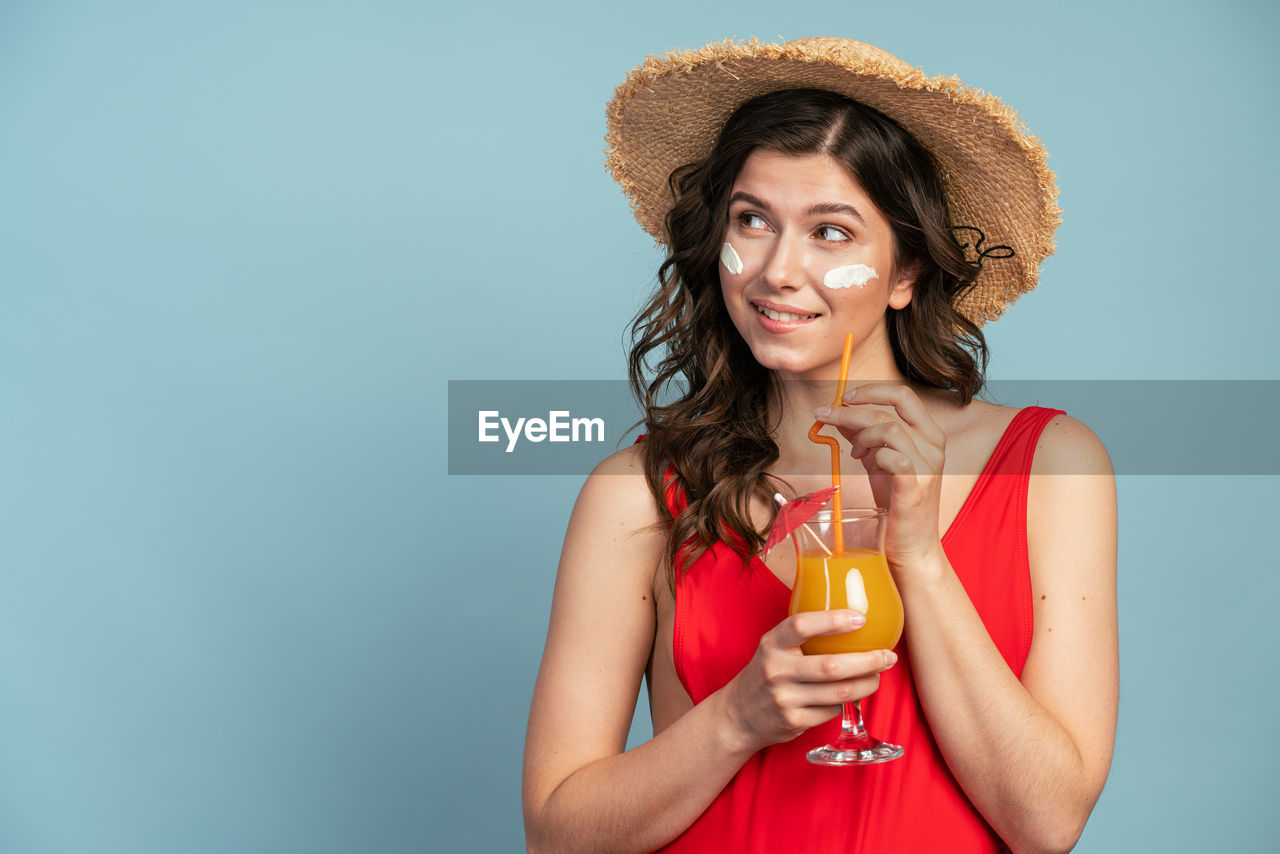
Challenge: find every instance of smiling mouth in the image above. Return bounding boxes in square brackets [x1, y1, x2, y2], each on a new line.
[755, 304, 819, 322]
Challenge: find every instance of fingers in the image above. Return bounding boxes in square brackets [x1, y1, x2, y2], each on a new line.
[764, 613, 898, 683]
[819, 383, 946, 452]
[770, 676, 885, 725]
[769, 609, 864, 649]
[843, 420, 924, 466]
[800, 673, 884, 706]
[792, 648, 898, 684]
[814, 410, 923, 475]
[813, 391, 941, 476]
[756, 645, 896, 728]
[736, 616, 900, 747]
[766, 653, 895, 721]
[842, 383, 943, 441]
[814, 402, 897, 434]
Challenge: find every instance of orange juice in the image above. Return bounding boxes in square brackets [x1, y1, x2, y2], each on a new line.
[790, 548, 904, 655]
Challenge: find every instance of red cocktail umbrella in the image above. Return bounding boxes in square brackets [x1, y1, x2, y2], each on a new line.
[762, 487, 838, 556]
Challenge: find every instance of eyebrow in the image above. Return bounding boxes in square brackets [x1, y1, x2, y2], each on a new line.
[728, 191, 866, 226]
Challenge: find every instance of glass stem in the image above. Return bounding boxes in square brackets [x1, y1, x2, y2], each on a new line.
[842, 700, 867, 739]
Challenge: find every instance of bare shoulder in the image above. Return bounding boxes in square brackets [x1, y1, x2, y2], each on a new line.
[1026, 412, 1117, 595]
[918, 389, 1008, 433]
[571, 443, 663, 538]
[1027, 412, 1116, 547]
[1032, 412, 1115, 476]
[923, 395, 1021, 464]
[932, 395, 1114, 477]
[555, 442, 667, 607]
[587, 441, 649, 479]
[967, 399, 1022, 437]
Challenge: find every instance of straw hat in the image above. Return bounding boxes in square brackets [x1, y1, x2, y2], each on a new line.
[604, 37, 1061, 325]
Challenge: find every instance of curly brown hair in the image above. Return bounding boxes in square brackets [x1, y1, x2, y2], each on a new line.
[627, 89, 988, 589]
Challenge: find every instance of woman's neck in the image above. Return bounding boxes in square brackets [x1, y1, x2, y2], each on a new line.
[769, 346, 910, 478]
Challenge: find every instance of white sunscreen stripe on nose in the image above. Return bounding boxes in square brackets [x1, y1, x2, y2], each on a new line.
[845, 568, 869, 616]
[824, 264, 877, 289]
[720, 242, 743, 276]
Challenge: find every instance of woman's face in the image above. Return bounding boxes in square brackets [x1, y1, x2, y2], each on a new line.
[719, 149, 916, 382]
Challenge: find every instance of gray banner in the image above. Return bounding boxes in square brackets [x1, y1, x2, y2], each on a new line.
[448, 381, 640, 474]
[447, 380, 1280, 475]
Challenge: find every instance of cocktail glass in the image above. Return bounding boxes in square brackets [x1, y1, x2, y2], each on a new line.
[789, 504, 905, 765]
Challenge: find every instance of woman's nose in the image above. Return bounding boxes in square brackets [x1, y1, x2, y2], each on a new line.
[760, 234, 806, 291]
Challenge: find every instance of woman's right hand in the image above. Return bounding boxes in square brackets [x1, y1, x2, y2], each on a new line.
[717, 610, 898, 752]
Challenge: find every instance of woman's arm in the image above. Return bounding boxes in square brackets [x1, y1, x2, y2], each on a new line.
[522, 446, 895, 854]
[896, 415, 1116, 853]
[819, 398, 1118, 854]
[522, 447, 750, 853]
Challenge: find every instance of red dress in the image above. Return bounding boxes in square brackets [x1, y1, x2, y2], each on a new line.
[656, 406, 1064, 853]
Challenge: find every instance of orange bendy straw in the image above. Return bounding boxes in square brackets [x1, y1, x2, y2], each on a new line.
[807, 333, 855, 553]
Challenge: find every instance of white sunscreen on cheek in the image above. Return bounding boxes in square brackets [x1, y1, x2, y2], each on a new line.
[720, 242, 743, 276]
[824, 264, 877, 289]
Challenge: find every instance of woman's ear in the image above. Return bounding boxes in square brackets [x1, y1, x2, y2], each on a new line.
[887, 259, 919, 310]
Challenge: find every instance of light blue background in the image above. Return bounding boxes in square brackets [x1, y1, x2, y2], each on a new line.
[2, 0, 1277, 851]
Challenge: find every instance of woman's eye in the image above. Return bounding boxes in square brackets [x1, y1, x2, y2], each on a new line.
[816, 225, 850, 242]
[738, 212, 769, 231]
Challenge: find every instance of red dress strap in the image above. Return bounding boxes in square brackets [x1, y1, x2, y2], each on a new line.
[634, 433, 685, 517]
[943, 406, 1064, 673]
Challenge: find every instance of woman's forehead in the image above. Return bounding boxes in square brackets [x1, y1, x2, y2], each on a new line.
[730, 150, 879, 221]
[735, 151, 864, 194]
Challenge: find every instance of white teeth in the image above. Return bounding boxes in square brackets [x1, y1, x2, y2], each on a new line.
[756, 305, 817, 322]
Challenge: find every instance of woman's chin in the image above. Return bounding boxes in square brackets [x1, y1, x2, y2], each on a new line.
[752, 353, 837, 381]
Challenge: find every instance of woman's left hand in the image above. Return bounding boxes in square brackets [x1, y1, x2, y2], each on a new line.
[814, 383, 946, 573]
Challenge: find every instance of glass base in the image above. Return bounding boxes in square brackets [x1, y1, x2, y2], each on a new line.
[807, 734, 904, 766]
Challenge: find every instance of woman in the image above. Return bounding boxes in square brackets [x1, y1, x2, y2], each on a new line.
[523, 37, 1117, 853]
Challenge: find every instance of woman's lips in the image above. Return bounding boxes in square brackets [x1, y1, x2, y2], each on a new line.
[753, 301, 819, 333]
